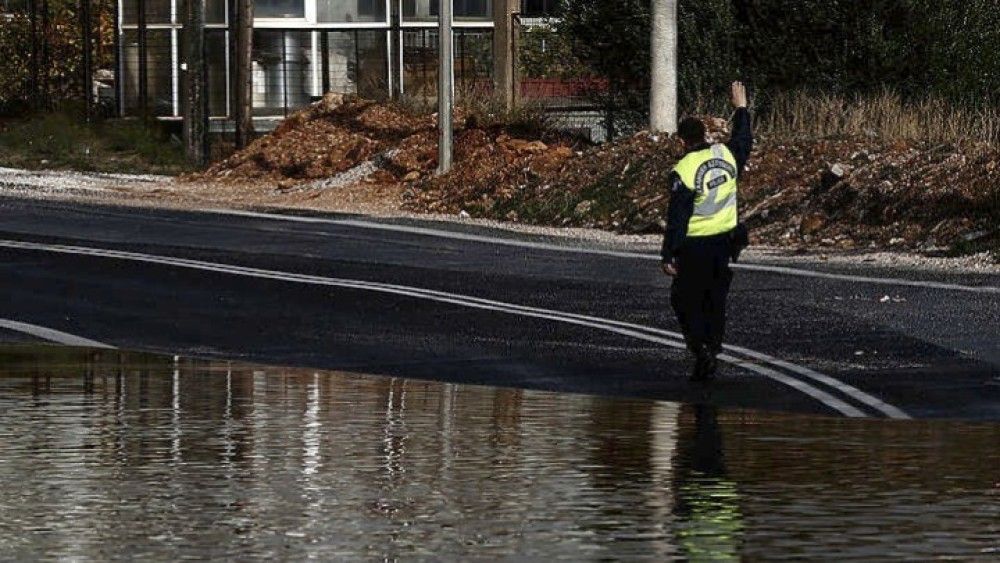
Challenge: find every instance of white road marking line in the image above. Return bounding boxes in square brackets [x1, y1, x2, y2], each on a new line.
[389, 288, 909, 420]
[0, 319, 115, 349]
[208, 209, 1000, 295]
[1, 239, 893, 418]
[724, 345, 912, 419]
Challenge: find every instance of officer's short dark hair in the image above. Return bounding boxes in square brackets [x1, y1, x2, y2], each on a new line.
[678, 117, 706, 147]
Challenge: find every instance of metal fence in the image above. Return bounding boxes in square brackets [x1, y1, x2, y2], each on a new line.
[0, 1, 612, 142]
[516, 14, 611, 142]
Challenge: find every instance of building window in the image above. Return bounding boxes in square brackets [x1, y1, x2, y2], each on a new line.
[455, 0, 489, 21]
[252, 29, 389, 116]
[121, 0, 172, 25]
[402, 0, 492, 22]
[402, 28, 492, 102]
[317, 0, 387, 23]
[320, 30, 389, 98]
[254, 0, 305, 19]
[121, 29, 174, 116]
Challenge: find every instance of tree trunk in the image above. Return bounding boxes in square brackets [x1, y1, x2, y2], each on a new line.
[184, 0, 208, 166]
[137, 0, 148, 120]
[81, 0, 93, 121]
[233, 0, 255, 149]
[650, 0, 678, 133]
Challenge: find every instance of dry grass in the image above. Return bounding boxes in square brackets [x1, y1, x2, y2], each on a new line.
[758, 90, 1000, 144]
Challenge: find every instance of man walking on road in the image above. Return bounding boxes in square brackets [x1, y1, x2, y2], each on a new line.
[662, 81, 753, 381]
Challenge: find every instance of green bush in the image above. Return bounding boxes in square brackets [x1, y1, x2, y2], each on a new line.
[0, 113, 188, 174]
[555, 0, 1000, 135]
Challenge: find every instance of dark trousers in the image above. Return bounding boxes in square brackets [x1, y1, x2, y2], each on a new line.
[670, 236, 733, 356]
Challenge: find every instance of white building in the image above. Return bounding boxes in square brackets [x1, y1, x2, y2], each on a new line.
[116, 0, 552, 123]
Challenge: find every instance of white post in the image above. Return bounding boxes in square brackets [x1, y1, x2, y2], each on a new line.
[438, 0, 454, 174]
[650, 0, 678, 133]
[438, 0, 455, 174]
[492, 0, 519, 111]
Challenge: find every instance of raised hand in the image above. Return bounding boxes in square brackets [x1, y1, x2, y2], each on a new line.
[731, 81, 748, 109]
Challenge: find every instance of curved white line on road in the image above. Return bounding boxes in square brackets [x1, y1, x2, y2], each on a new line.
[210, 209, 999, 295]
[0, 319, 115, 349]
[0, 239, 899, 418]
[379, 287, 911, 420]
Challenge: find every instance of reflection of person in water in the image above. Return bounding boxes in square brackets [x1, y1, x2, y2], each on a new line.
[673, 404, 744, 560]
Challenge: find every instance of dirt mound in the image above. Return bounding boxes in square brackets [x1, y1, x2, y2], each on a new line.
[739, 139, 999, 250]
[406, 124, 999, 251]
[191, 94, 437, 187]
[190, 94, 584, 193]
[190, 95, 997, 253]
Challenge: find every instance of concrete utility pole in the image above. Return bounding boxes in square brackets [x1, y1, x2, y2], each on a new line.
[233, 0, 254, 149]
[183, 0, 208, 166]
[650, 0, 678, 133]
[492, 0, 520, 111]
[438, 0, 454, 174]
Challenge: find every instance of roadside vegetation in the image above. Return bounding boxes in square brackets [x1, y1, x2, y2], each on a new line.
[3, 0, 997, 258]
[759, 91, 1000, 145]
[191, 91, 999, 259]
[0, 112, 189, 175]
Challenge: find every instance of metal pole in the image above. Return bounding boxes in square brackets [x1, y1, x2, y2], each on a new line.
[649, 0, 678, 133]
[437, 0, 453, 174]
[353, 29, 361, 93]
[320, 32, 330, 94]
[281, 31, 288, 116]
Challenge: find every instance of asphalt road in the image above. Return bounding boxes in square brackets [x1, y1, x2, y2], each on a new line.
[0, 196, 997, 420]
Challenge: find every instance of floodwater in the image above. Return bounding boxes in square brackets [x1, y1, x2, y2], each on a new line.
[0, 347, 997, 561]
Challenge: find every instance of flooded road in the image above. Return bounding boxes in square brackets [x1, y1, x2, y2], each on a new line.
[0, 346, 997, 560]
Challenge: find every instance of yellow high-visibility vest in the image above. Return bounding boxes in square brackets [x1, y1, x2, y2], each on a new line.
[673, 143, 739, 237]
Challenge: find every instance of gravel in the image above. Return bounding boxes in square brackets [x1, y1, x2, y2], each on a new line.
[0, 166, 170, 196]
[0, 165, 996, 275]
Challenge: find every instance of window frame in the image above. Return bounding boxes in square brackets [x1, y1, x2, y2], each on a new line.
[253, 0, 393, 28]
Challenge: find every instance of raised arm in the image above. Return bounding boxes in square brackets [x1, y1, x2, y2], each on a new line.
[725, 81, 753, 175]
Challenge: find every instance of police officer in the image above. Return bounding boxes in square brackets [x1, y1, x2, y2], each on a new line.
[661, 81, 753, 381]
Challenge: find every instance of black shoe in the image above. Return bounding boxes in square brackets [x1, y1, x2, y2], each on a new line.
[690, 345, 719, 382]
[690, 349, 711, 382]
[703, 353, 719, 379]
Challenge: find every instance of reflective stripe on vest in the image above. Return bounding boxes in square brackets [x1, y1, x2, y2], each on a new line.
[673, 143, 739, 237]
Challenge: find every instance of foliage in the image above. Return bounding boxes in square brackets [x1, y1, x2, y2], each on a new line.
[0, 112, 189, 174]
[519, 25, 587, 79]
[555, 0, 1000, 135]
[760, 89, 1000, 145]
[0, 0, 116, 115]
[556, 0, 650, 95]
